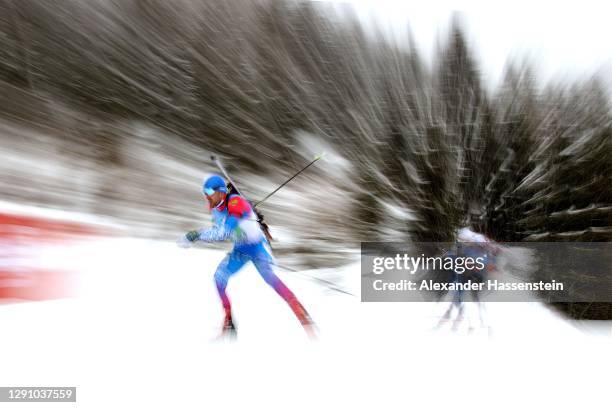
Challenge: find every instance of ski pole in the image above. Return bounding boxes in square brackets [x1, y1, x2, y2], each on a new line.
[232, 248, 354, 296]
[253, 153, 324, 207]
[211, 153, 324, 206]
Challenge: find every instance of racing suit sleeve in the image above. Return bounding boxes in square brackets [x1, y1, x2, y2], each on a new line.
[196, 224, 233, 242]
[197, 196, 251, 242]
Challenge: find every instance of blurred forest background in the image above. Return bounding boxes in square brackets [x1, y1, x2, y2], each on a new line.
[0, 0, 610, 317]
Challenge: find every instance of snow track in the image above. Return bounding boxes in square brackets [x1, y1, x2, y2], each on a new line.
[0, 236, 610, 408]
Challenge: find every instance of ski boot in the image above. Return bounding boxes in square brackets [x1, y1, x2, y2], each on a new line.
[218, 310, 237, 340]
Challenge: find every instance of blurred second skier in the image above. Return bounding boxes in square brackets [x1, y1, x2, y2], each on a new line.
[179, 174, 315, 339]
[437, 226, 501, 332]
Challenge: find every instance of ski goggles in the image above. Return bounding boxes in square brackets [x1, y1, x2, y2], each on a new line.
[204, 187, 216, 196]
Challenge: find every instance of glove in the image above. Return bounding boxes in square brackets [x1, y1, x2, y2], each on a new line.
[185, 230, 200, 242]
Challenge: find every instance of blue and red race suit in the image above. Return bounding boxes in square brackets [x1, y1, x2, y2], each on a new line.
[195, 194, 308, 323]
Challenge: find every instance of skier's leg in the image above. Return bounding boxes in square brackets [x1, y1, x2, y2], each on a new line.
[452, 288, 465, 331]
[452, 303, 465, 331]
[251, 246, 314, 330]
[435, 302, 454, 330]
[473, 271, 488, 329]
[214, 250, 247, 330]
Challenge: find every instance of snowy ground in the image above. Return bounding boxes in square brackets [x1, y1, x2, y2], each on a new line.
[0, 234, 611, 407]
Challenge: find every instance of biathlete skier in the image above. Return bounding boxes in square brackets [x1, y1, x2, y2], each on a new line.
[179, 174, 315, 338]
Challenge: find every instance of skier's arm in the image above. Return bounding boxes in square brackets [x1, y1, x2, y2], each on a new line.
[195, 225, 233, 242]
[179, 226, 230, 247]
[183, 196, 251, 244]
[200, 196, 251, 241]
[183, 223, 232, 243]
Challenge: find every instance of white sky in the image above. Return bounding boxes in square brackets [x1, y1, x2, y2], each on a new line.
[320, 0, 612, 91]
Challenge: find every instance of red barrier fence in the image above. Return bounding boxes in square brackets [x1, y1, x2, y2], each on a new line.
[0, 211, 107, 303]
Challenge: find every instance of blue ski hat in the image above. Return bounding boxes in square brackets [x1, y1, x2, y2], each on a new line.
[203, 174, 227, 195]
